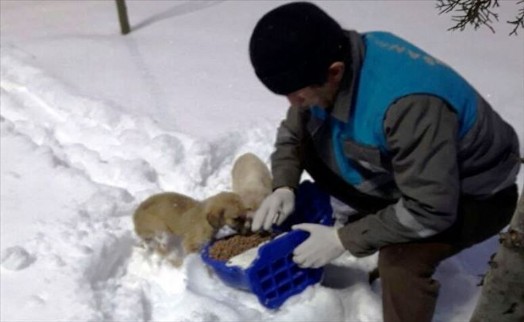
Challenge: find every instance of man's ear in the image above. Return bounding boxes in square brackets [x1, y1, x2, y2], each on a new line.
[327, 61, 345, 85]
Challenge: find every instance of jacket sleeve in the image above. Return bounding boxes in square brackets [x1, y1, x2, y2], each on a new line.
[338, 95, 461, 257]
[271, 106, 307, 190]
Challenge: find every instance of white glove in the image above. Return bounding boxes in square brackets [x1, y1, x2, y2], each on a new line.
[251, 187, 295, 231]
[292, 223, 345, 268]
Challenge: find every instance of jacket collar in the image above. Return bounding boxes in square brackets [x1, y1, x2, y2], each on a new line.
[330, 30, 365, 123]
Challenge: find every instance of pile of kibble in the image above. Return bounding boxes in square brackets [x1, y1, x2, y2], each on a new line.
[209, 232, 276, 261]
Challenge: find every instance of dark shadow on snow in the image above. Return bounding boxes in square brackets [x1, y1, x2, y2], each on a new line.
[321, 264, 371, 289]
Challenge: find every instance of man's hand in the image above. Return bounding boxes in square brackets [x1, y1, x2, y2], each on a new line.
[251, 187, 295, 231]
[292, 223, 345, 268]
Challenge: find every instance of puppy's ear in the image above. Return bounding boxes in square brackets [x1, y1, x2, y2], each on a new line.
[206, 209, 224, 228]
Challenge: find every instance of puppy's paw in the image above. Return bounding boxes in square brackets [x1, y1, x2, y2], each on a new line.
[183, 238, 206, 254]
[166, 253, 184, 267]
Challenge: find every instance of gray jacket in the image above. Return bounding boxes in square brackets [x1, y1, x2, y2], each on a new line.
[271, 30, 521, 256]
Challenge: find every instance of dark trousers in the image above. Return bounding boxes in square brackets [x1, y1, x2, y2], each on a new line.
[302, 148, 518, 322]
[378, 185, 517, 322]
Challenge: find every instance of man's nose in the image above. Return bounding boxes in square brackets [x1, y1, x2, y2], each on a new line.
[286, 92, 304, 107]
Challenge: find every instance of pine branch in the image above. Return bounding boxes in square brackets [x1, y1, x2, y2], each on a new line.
[437, 0, 500, 33]
[508, 0, 524, 36]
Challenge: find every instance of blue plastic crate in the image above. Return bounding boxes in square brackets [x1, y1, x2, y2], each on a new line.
[201, 181, 334, 309]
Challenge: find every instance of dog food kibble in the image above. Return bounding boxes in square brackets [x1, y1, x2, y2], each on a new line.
[209, 233, 276, 261]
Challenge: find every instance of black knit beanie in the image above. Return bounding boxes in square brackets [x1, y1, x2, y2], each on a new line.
[249, 2, 348, 95]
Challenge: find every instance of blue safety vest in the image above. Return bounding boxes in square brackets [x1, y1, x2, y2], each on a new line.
[312, 32, 478, 186]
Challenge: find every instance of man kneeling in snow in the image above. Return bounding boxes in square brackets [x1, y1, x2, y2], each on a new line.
[248, 3, 520, 322]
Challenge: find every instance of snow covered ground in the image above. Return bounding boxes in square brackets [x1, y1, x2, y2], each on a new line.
[1, 1, 522, 321]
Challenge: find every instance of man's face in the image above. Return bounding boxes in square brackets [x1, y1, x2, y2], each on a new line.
[285, 82, 337, 109]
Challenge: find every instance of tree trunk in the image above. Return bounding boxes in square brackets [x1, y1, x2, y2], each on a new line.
[470, 190, 524, 322]
[115, 0, 131, 35]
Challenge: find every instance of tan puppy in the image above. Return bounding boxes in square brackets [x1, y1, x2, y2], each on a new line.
[231, 153, 272, 215]
[133, 191, 248, 265]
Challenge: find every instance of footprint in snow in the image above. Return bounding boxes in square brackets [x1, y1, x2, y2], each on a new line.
[1, 246, 35, 271]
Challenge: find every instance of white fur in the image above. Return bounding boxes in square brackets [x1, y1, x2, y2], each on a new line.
[231, 153, 272, 214]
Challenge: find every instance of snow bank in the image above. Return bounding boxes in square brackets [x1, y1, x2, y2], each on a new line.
[1, 47, 386, 322]
[0, 47, 280, 321]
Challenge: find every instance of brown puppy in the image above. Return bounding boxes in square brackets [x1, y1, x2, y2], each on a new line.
[133, 191, 248, 266]
[231, 153, 272, 215]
